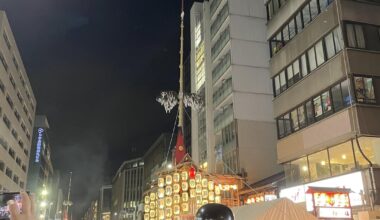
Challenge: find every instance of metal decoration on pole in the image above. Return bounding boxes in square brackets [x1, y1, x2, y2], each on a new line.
[63, 172, 73, 220]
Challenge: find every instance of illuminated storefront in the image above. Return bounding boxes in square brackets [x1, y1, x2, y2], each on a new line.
[143, 158, 242, 220]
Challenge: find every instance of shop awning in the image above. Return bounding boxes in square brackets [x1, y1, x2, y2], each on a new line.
[231, 198, 317, 220]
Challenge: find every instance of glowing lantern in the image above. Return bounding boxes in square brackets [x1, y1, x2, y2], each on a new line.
[181, 203, 189, 212]
[150, 202, 155, 210]
[158, 199, 164, 209]
[202, 200, 208, 205]
[158, 178, 165, 188]
[174, 216, 181, 220]
[165, 175, 172, 185]
[201, 178, 208, 188]
[144, 196, 150, 204]
[196, 195, 202, 204]
[196, 184, 202, 194]
[144, 213, 149, 220]
[158, 188, 165, 199]
[190, 189, 196, 198]
[181, 171, 188, 181]
[173, 205, 180, 215]
[173, 194, 180, 204]
[208, 181, 214, 191]
[215, 196, 221, 203]
[215, 186, 221, 195]
[189, 179, 196, 188]
[181, 182, 189, 191]
[165, 185, 172, 196]
[158, 210, 165, 220]
[173, 183, 180, 193]
[149, 210, 155, 218]
[165, 197, 172, 206]
[209, 191, 215, 201]
[195, 173, 202, 183]
[165, 208, 172, 218]
[173, 173, 180, 183]
[189, 167, 196, 179]
[182, 192, 189, 202]
[144, 205, 150, 212]
[150, 192, 156, 200]
[202, 189, 208, 198]
[231, 184, 237, 190]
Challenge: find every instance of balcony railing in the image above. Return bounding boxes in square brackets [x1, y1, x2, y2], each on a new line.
[211, 27, 230, 61]
[212, 52, 231, 84]
[210, 4, 229, 38]
[214, 104, 233, 132]
[213, 78, 232, 107]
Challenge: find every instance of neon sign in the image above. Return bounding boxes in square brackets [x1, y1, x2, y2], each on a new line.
[35, 128, 44, 162]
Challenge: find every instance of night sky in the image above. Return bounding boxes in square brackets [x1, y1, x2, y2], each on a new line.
[0, 0, 195, 218]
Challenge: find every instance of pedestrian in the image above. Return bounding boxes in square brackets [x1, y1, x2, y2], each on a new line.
[7, 191, 35, 220]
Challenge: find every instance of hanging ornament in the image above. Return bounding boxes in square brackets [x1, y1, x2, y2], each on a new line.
[189, 166, 196, 179]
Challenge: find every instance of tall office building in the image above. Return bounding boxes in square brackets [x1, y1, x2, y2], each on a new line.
[0, 11, 37, 192]
[111, 158, 144, 220]
[98, 185, 112, 220]
[268, 0, 380, 210]
[190, 0, 280, 184]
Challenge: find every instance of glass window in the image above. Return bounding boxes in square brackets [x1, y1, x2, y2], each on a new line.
[301, 54, 308, 77]
[308, 47, 317, 71]
[283, 113, 291, 136]
[315, 40, 325, 66]
[296, 13, 303, 33]
[331, 83, 344, 111]
[267, 2, 273, 20]
[291, 109, 299, 131]
[274, 76, 280, 96]
[313, 95, 323, 117]
[346, 24, 366, 49]
[277, 119, 285, 138]
[280, 71, 287, 92]
[354, 76, 376, 103]
[283, 25, 290, 42]
[298, 105, 306, 128]
[353, 137, 380, 168]
[333, 27, 344, 52]
[302, 5, 311, 25]
[290, 157, 310, 184]
[341, 79, 352, 106]
[319, 0, 330, 11]
[321, 91, 332, 113]
[329, 141, 355, 176]
[293, 60, 301, 82]
[273, 0, 280, 13]
[325, 32, 335, 59]
[287, 65, 294, 86]
[309, 0, 319, 19]
[346, 24, 356, 48]
[289, 19, 296, 39]
[306, 101, 315, 124]
[308, 150, 331, 181]
[355, 25, 366, 49]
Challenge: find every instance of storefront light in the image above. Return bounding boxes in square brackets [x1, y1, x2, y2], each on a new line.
[321, 160, 326, 166]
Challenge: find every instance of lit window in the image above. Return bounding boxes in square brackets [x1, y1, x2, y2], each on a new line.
[346, 23, 366, 49]
[308, 150, 330, 181]
[329, 141, 355, 176]
[354, 76, 376, 104]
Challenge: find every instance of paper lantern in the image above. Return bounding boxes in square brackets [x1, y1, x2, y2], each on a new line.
[181, 182, 189, 191]
[181, 203, 189, 212]
[173, 194, 180, 204]
[173, 205, 180, 215]
[173, 183, 180, 193]
[144, 205, 150, 212]
[150, 192, 156, 200]
[215, 196, 221, 203]
[165, 175, 173, 185]
[165, 197, 172, 206]
[182, 192, 189, 202]
[195, 173, 202, 183]
[196, 184, 202, 194]
[165, 185, 172, 196]
[173, 173, 180, 183]
[209, 191, 215, 201]
[144, 196, 150, 204]
[158, 199, 165, 209]
[144, 213, 149, 220]
[165, 208, 172, 218]
[196, 195, 202, 204]
[202, 200, 208, 205]
[181, 171, 188, 181]
[190, 189, 196, 198]
[174, 216, 181, 220]
[202, 189, 208, 198]
[158, 188, 165, 199]
[189, 179, 196, 188]
[158, 178, 165, 188]
[201, 178, 208, 188]
[158, 210, 165, 220]
[149, 210, 155, 218]
[215, 186, 221, 195]
[150, 202, 155, 210]
[189, 166, 196, 179]
[208, 181, 214, 191]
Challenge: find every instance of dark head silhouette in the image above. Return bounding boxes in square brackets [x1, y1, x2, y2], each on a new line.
[196, 203, 234, 220]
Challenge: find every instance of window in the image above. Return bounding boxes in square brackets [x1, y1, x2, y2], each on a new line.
[17, 92, 23, 103]
[28, 116, 33, 125]
[308, 47, 317, 71]
[295, 13, 303, 33]
[301, 54, 308, 77]
[309, 0, 319, 19]
[26, 132, 31, 141]
[5, 168, 12, 178]
[287, 65, 294, 86]
[319, 0, 331, 11]
[293, 60, 301, 83]
[329, 141, 355, 175]
[23, 149, 28, 156]
[298, 105, 306, 128]
[289, 19, 296, 39]
[18, 140, 24, 149]
[346, 23, 366, 49]
[13, 175, 19, 184]
[20, 181, 25, 189]
[21, 165, 26, 172]
[3, 115, 11, 129]
[302, 5, 311, 25]
[321, 91, 332, 113]
[9, 75, 15, 89]
[313, 96, 323, 117]
[0, 79, 4, 93]
[315, 40, 326, 66]
[280, 71, 287, 92]
[16, 157, 21, 166]
[278, 113, 291, 138]
[11, 129, 18, 140]
[354, 76, 376, 103]
[325, 32, 335, 59]
[6, 95, 14, 109]
[306, 101, 315, 124]
[14, 110, 20, 122]
[12, 55, 19, 71]
[23, 105, 28, 115]
[8, 148, 15, 159]
[274, 76, 280, 96]
[0, 52, 8, 71]
[308, 150, 330, 181]
[3, 32, 11, 50]
[333, 27, 343, 52]
[341, 80, 352, 106]
[291, 109, 299, 131]
[0, 161, 4, 172]
[283, 25, 290, 42]
[331, 83, 344, 111]
[289, 157, 310, 184]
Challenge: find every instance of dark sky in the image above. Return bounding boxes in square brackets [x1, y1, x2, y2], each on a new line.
[0, 0, 195, 218]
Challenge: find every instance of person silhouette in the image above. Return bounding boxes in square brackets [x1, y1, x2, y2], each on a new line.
[195, 203, 234, 220]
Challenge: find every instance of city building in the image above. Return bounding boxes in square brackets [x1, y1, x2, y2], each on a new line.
[111, 158, 144, 220]
[83, 200, 98, 220]
[267, 0, 380, 212]
[184, 56, 192, 151]
[190, 0, 281, 183]
[98, 185, 112, 220]
[0, 11, 37, 192]
[142, 133, 171, 190]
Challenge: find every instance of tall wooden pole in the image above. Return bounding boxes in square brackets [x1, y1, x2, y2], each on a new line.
[178, 0, 185, 129]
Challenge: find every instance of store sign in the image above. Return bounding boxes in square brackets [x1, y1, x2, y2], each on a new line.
[280, 172, 364, 211]
[318, 207, 352, 219]
[35, 128, 44, 162]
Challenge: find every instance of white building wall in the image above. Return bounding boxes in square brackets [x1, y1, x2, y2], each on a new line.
[0, 11, 36, 192]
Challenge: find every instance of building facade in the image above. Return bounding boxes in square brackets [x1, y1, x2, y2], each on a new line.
[267, 0, 380, 211]
[142, 133, 171, 190]
[98, 185, 112, 220]
[190, 0, 281, 184]
[0, 11, 37, 192]
[112, 158, 144, 220]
